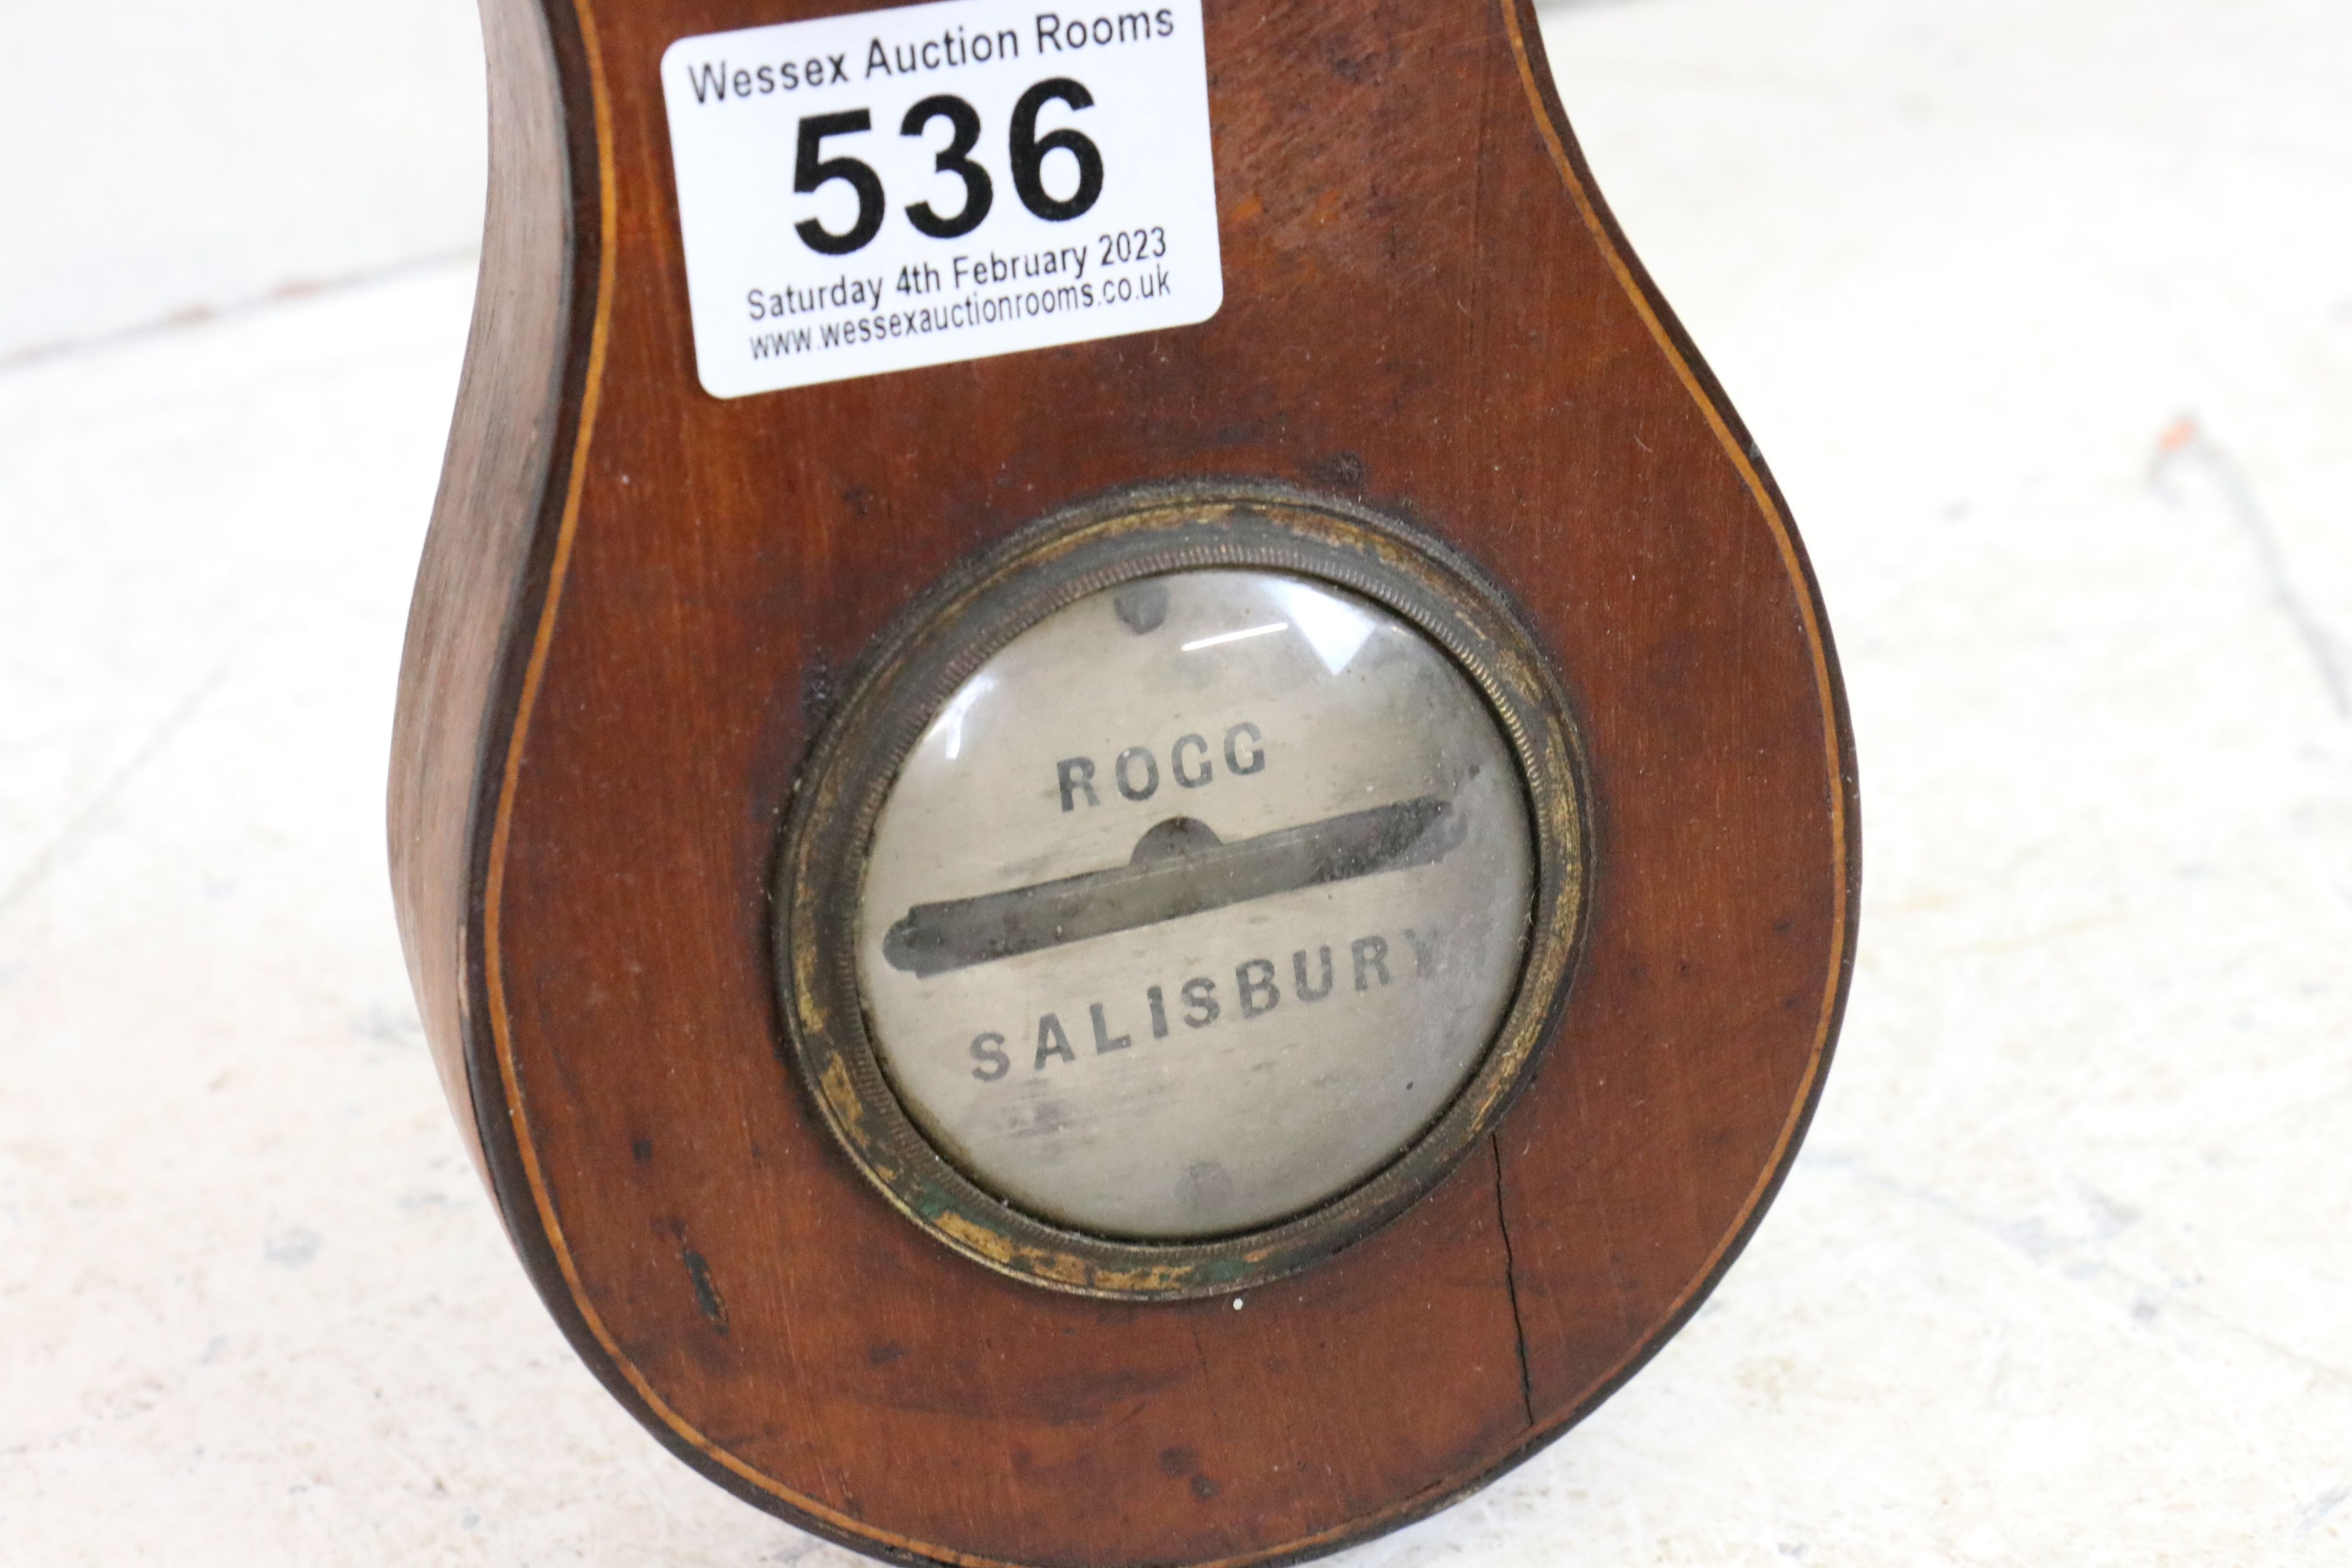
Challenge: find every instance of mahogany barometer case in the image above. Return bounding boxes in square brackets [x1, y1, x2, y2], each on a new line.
[388, 2, 1858, 1563]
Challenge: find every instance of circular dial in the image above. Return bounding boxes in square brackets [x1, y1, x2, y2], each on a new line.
[857, 569, 1536, 1240]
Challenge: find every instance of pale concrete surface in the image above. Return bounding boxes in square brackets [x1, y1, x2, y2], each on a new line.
[3, 1, 2348, 1563]
[0, 1, 484, 362]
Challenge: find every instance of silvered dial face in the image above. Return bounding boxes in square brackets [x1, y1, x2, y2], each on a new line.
[857, 569, 1535, 1240]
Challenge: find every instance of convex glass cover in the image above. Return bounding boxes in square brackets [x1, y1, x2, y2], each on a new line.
[858, 568, 1535, 1239]
[778, 490, 1587, 1296]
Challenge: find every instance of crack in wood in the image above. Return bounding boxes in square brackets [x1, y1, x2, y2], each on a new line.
[1491, 1133, 1536, 1425]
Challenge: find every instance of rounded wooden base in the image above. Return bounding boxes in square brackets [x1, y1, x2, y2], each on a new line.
[388, 2, 1857, 1563]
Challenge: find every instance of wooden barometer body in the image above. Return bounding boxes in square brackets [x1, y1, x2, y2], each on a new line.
[389, 0, 1858, 1562]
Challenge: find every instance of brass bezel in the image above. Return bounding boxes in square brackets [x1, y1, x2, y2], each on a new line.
[776, 482, 1589, 1299]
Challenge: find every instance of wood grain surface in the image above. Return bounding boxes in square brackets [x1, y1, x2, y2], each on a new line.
[388, 1, 1860, 1563]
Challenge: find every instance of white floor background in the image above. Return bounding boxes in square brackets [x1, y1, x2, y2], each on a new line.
[4, 1, 2349, 1563]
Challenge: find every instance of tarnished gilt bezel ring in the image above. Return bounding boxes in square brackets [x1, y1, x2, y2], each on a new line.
[775, 480, 1590, 1300]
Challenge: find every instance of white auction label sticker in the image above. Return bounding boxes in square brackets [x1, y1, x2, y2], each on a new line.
[661, 1, 1223, 398]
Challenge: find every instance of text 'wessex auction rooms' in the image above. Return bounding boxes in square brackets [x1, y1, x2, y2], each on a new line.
[677, 9, 1183, 104]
